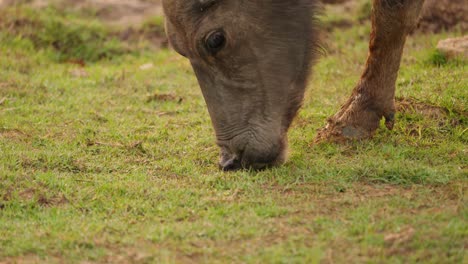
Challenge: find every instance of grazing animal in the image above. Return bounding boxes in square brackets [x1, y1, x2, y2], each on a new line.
[162, 0, 426, 171]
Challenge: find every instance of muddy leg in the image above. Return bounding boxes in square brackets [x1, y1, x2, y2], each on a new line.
[316, 0, 425, 142]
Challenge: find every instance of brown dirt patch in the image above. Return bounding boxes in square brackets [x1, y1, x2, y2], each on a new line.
[1, 184, 68, 208]
[323, 19, 354, 32]
[395, 98, 467, 137]
[268, 181, 464, 211]
[321, 0, 351, 4]
[418, 0, 468, 33]
[396, 98, 449, 120]
[5, 0, 466, 34]
[0, 255, 62, 264]
[102, 246, 154, 264]
[322, 0, 467, 33]
[384, 227, 416, 245]
[28, 0, 163, 26]
[0, 0, 167, 47]
[146, 93, 183, 103]
[398, 97, 466, 128]
[0, 128, 29, 140]
[214, 182, 463, 262]
[17, 187, 68, 207]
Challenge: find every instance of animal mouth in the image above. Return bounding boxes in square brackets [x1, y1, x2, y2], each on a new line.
[218, 146, 284, 172]
[219, 154, 272, 171]
[219, 154, 242, 171]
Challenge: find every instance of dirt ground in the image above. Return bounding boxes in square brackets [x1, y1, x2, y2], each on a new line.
[0, 0, 163, 26]
[1, 0, 466, 33]
[322, 0, 467, 33]
[418, 0, 468, 33]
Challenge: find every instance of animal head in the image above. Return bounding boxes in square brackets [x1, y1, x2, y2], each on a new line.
[163, 0, 317, 170]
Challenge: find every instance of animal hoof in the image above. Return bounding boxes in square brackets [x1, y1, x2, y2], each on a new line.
[384, 112, 396, 130]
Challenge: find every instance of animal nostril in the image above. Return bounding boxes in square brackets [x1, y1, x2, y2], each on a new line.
[219, 156, 242, 171]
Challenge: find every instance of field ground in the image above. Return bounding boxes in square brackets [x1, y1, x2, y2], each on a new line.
[0, 1, 467, 263]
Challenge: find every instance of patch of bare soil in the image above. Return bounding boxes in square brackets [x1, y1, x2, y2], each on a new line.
[418, 0, 468, 33]
[30, 0, 163, 26]
[322, 0, 467, 33]
[396, 98, 466, 137]
[17, 188, 68, 207]
[0, 255, 63, 264]
[0, 0, 16, 8]
[0, 0, 167, 47]
[1, 184, 68, 208]
[323, 18, 354, 32]
[396, 98, 448, 121]
[321, 0, 351, 4]
[146, 93, 183, 103]
[0, 128, 28, 140]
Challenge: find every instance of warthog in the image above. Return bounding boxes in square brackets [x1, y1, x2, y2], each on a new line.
[162, 0, 425, 171]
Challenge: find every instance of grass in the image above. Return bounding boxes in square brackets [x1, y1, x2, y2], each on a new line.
[0, 6, 126, 62]
[0, 3, 467, 263]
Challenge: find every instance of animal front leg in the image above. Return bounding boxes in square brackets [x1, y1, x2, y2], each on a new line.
[316, 0, 425, 142]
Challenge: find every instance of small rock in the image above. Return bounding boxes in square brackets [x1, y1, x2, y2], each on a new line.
[437, 36, 468, 60]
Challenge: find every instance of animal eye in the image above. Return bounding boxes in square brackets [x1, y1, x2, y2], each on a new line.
[205, 31, 226, 54]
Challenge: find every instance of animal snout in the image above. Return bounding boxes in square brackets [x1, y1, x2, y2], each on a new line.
[219, 140, 286, 171]
[219, 155, 242, 171]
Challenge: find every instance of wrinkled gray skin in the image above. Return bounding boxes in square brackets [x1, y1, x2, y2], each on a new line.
[163, 0, 316, 170]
